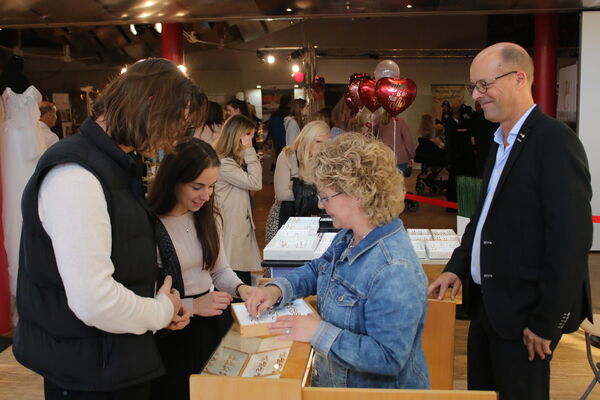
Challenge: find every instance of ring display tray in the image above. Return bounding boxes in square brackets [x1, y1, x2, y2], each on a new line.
[231, 298, 314, 337]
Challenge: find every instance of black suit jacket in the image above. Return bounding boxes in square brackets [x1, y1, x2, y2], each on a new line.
[445, 105, 593, 341]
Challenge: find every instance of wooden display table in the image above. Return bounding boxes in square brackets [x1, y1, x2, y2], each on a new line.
[190, 299, 496, 399]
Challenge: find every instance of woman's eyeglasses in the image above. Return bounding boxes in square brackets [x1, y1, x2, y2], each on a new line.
[317, 192, 342, 204]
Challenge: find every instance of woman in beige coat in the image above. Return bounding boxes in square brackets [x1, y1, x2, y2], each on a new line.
[213, 114, 262, 285]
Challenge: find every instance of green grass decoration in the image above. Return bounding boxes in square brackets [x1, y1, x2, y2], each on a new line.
[457, 176, 482, 218]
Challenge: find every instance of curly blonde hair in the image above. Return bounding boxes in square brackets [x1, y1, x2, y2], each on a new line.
[312, 132, 405, 226]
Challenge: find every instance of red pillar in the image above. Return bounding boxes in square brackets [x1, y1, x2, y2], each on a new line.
[161, 23, 184, 65]
[533, 13, 558, 118]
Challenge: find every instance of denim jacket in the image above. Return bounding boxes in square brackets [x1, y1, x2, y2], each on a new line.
[269, 218, 430, 389]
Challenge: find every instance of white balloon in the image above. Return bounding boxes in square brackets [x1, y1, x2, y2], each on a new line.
[374, 59, 400, 80]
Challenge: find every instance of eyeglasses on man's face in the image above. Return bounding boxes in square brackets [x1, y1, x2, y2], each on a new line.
[317, 192, 342, 204]
[466, 70, 517, 95]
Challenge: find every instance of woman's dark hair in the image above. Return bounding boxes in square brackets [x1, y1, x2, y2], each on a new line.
[206, 101, 224, 131]
[148, 137, 222, 271]
[226, 98, 250, 118]
[92, 58, 205, 154]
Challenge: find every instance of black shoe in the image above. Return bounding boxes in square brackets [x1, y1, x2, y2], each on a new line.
[591, 335, 600, 349]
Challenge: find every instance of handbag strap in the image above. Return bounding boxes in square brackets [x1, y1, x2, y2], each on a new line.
[154, 216, 186, 297]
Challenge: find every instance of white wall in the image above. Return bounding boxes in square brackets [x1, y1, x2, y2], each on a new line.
[578, 11, 600, 250]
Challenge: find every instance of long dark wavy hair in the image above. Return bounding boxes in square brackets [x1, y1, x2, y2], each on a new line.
[148, 138, 222, 271]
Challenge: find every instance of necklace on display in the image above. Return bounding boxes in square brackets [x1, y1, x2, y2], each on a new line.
[348, 229, 373, 249]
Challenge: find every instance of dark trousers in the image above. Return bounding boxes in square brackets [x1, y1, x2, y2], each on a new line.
[44, 380, 151, 400]
[467, 298, 561, 400]
[151, 314, 224, 400]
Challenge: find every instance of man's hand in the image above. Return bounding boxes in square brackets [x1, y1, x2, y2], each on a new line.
[166, 305, 191, 331]
[157, 275, 181, 323]
[427, 272, 462, 300]
[523, 327, 552, 361]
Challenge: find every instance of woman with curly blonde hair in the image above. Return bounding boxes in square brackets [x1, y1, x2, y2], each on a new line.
[246, 133, 430, 389]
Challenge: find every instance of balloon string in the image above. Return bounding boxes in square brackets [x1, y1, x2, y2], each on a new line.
[371, 113, 374, 137]
[393, 118, 397, 159]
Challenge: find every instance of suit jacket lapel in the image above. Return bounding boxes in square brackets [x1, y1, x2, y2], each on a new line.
[488, 105, 543, 207]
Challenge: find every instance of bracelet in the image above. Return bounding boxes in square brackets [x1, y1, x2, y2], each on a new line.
[235, 283, 244, 297]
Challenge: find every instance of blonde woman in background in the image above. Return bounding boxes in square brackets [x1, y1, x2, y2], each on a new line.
[418, 113, 445, 149]
[284, 98, 308, 146]
[212, 114, 262, 285]
[265, 120, 330, 243]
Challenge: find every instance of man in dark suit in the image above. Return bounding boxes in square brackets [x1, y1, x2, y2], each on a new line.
[428, 42, 593, 399]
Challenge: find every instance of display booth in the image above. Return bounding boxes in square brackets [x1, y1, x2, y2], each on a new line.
[189, 299, 496, 399]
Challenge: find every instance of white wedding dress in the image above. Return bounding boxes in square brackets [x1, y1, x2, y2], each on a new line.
[0, 85, 46, 324]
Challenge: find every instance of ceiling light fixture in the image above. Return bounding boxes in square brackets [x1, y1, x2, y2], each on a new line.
[256, 85, 262, 89]
[294, 84, 299, 88]
[154, 23, 162, 33]
[129, 24, 138, 35]
[177, 65, 187, 74]
[292, 64, 300, 73]
[406, 4, 413, 8]
[142, 1, 156, 7]
[121, 67, 127, 74]
[286, 8, 292, 12]
[266, 55, 276, 64]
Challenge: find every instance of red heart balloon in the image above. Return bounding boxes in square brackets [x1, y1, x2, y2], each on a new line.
[344, 91, 360, 114]
[348, 78, 364, 111]
[358, 78, 380, 113]
[349, 73, 371, 84]
[375, 77, 417, 117]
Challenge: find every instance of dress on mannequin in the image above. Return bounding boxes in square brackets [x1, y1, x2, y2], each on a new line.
[0, 85, 46, 324]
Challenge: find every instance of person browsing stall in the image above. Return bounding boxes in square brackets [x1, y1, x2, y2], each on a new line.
[147, 138, 257, 400]
[14, 58, 197, 400]
[246, 133, 430, 389]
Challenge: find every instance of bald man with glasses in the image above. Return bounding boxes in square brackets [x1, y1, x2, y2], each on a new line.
[429, 42, 593, 399]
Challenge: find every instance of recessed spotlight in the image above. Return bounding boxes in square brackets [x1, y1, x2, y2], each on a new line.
[256, 85, 262, 89]
[121, 13, 129, 18]
[142, 1, 155, 7]
[266, 55, 276, 64]
[267, 18, 273, 21]
[121, 67, 127, 74]
[176, 11, 186, 17]
[157, 12, 164, 16]
[292, 64, 300, 73]
[290, 21, 294, 24]
[294, 84, 299, 88]
[286, 8, 292, 12]
[138, 12, 151, 18]
[406, 4, 413, 8]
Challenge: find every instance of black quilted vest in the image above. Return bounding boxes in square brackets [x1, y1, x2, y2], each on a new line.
[13, 117, 164, 391]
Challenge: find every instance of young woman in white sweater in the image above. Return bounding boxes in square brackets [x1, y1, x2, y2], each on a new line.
[147, 138, 256, 400]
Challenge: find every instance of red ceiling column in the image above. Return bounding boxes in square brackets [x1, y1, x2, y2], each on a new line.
[533, 13, 558, 118]
[161, 23, 184, 66]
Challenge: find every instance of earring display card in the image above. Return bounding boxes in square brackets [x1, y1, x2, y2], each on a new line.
[231, 298, 314, 337]
[241, 348, 291, 378]
[202, 329, 293, 378]
[203, 347, 248, 376]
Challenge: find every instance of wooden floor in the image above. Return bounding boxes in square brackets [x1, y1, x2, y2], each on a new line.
[1, 172, 599, 399]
